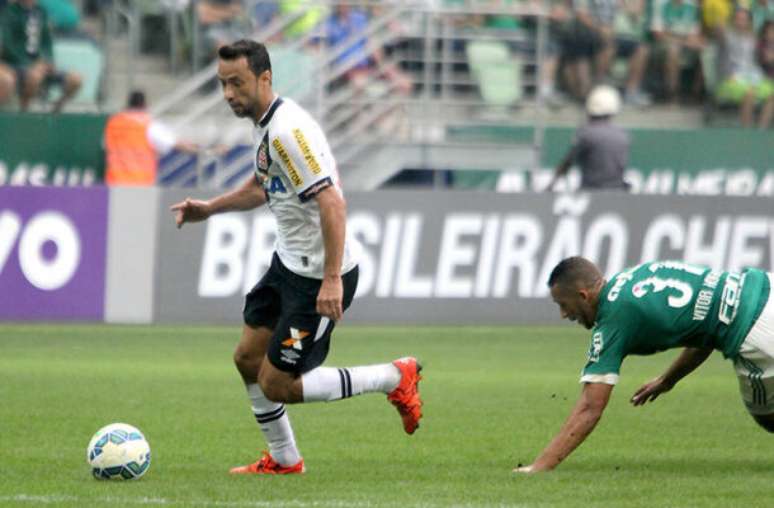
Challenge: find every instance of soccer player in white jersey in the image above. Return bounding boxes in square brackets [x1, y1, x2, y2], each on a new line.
[170, 39, 423, 474]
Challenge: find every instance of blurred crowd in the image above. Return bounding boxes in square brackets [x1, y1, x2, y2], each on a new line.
[0, 0, 772, 127]
[0, 0, 84, 111]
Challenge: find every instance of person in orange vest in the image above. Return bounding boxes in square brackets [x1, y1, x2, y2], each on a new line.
[104, 90, 199, 186]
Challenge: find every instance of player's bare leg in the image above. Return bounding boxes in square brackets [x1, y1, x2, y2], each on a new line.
[258, 355, 424, 435]
[231, 325, 303, 474]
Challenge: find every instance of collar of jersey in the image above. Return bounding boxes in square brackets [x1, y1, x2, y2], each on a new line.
[258, 96, 284, 128]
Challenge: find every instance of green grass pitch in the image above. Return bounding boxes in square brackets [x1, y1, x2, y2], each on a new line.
[1, 323, 773, 507]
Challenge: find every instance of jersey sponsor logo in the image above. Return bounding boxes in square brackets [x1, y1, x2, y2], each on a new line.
[719, 272, 744, 325]
[292, 128, 322, 175]
[588, 332, 603, 362]
[266, 175, 288, 195]
[272, 138, 303, 187]
[299, 177, 333, 203]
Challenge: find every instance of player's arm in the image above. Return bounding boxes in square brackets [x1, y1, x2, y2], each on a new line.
[316, 186, 347, 321]
[515, 381, 613, 473]
[170, 175, 267, 228]
[630, 346, 713, 406]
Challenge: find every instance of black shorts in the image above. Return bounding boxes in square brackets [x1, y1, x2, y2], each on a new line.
[560, 22, 606, 61]
[243, 253, 359, 374]
[13, 65, 66, 93]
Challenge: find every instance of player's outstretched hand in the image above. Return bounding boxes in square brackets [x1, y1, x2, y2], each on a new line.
[170, 198, 211, 228]
[630, 376, 673, 406]
[317, 276, 343, 322]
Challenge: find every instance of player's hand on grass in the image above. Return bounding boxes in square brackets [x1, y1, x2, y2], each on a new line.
[317, 275, 343, 321]
[170, 198, 211, 228]
[513, 464, 535, 474]
[630, 376, 673, 406]
[513, 463, 551, 474]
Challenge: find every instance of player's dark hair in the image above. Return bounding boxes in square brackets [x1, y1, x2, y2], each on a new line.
[127, 90, 146, 109]
[548, 256, 602, 289]
[218, 39, 272, 77]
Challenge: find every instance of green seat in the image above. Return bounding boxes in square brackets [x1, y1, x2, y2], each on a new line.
[52, 38, 104, 105]
[270, 45, 316, 100]
[466, 40, 522, 107]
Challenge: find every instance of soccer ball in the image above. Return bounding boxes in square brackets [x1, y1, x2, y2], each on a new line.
[86, 423, 151, 480]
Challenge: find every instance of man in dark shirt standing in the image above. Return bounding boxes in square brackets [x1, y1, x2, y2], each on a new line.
[548, 85, 631, 191]
[0, 0, 81, 112]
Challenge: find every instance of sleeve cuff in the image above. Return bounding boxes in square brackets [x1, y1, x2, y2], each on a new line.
[580, 373, 619, 385]
[298, 177, 333, 203]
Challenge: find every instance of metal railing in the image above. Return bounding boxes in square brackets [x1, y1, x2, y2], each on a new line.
[145, 0, 552, 188]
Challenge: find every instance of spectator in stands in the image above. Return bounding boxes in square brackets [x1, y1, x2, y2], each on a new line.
[614, 0, 651, 106]
[0, 62, 15, 107]
[702, 0, 732, 35]
[280, 0, 324, 41]
[536, 0, 573, 107]
[650, 0, 704, 104]
[196, 0, 249, 56]
[548, 85, 630, 191]
[752, 0, 774, 32]
[38, 0, 79, 34]
[0, 0, 81, 112]
[561, 0, 617, 101]
[325, 3, 411, 95]
[104, 90, 200, 187]
[760, 20, 774, 79]
[717, 8, 773, 128]
[251, 0, 278, 32]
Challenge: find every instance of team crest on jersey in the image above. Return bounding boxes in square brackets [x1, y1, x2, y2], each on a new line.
[256, 140, 270, 174]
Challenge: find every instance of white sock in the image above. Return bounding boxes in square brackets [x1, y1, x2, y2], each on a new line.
[301, 364, 401, 402]
[246, 383, 301, 467]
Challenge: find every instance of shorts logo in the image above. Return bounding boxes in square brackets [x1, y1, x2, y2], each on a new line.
[281, 349, 300, 364]
[282, 328, 309, 351]
[272, 137, 303, 187]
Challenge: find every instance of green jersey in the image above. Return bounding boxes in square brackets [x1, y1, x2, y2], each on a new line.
[0, 3, 54, 66]
[581, 261, 770, 384]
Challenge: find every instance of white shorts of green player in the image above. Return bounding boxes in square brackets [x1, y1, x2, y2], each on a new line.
[734, 274, 774, 417]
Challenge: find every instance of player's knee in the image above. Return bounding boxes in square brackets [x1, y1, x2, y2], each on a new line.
[0, 71, 14, 91]
[257, 376, 289, 403]
[233, 348, 260, 379]
[66, 72, 82, 92]
[753, 414, 774, 433]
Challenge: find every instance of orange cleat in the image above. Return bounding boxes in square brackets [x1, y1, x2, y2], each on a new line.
[229, 451, 305, 475]
[387, 357, 423, 435]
